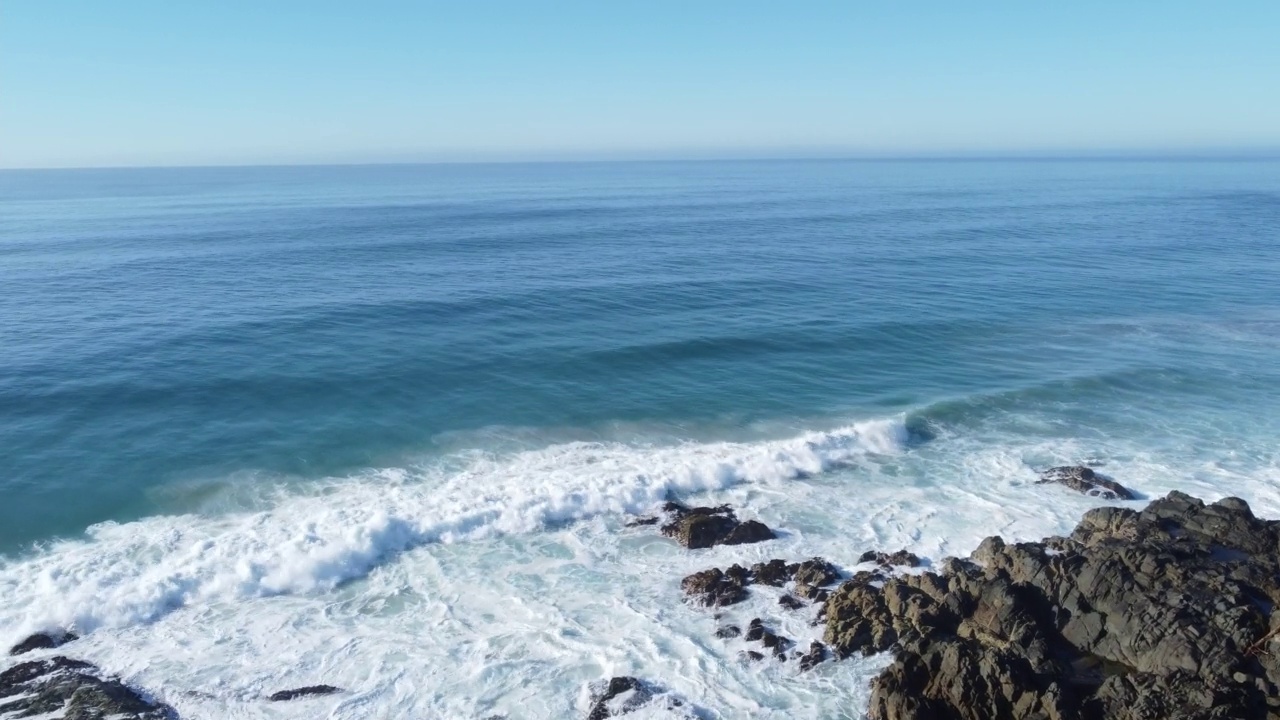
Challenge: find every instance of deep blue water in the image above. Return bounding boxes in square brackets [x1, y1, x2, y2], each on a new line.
[3, 160, 1279, 553]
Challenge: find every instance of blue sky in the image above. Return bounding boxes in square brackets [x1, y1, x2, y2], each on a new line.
[2, 1, 1278, 168]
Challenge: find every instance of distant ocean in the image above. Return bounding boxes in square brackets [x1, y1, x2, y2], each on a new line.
[2, 160, 1279, 718]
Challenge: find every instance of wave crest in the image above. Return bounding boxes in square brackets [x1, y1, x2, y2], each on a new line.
[0, 417, 907, 637]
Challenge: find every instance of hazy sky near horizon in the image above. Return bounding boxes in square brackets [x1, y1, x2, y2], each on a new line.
[3, 2, 1279, 168]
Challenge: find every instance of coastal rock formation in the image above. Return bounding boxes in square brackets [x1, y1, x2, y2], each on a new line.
[1037, 465, 1136, 500]
[0, 656, 173, 719]
[8, 631, 78, 656]
[585, 677, 691, 719]
[681, 565, 750, 607]
[822, 491, 1280, 720]
[858, 550, 922, 569]
[268, 684, 342, 701]
[658, 502, 776, 549]
[681, 557, 839, 607]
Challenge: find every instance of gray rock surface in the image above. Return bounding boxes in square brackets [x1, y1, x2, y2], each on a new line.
[659, 502, 776, 549]
[584, 677, 690, 719]
[681, 557, 838, 607]
[0, 656, 173, 719]
[1037, 465, 1136, 500]
[823, 491, 1280, 720]
[8, 631, 78, 656]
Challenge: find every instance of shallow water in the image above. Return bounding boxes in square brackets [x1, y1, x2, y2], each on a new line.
[1, 160, 1278, 717]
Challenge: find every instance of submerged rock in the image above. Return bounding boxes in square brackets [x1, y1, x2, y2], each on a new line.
[267, 684, 342, 701]
[778, 594, 805, 610]
[1037, 465, 1136, 500]
[798, 641, 828, 672]
[8, 631, 78, 656]
[585, 677, 689, 719]
[659, 502, 775, 549]
[714, 624, 741, 639]
[823, 491, 1280, 719]
[0, 656, 173, 719]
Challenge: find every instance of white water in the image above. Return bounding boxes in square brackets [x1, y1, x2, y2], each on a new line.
[2, 415, 1279, 719]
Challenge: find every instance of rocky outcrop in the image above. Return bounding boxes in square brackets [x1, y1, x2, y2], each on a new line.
[681, 557, 838, 607]
[657, 502, 776, 549]
[585, 677, 691, 719]
[681, 565, 750, 607]
[1037, 465, 1136, 500]
[8, 631, 78, 656]
[268, 684, 342, 701]
[0, 656, 173, 719]
[858, 550, 922, 568]
[823, 491, 1280, 720]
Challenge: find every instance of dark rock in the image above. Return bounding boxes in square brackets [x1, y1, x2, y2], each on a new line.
[778, 594, 805, 610]
[585, 677, 686, 719]
[740, 650, 764, 662]
[681, 567, 748, 607]
[745, 618, 765, 642]
[714, 625, 741, 639]
[658, 502, 775, 549]
[750, 559, 796, 587]
[267, 684, 342, 701]
[822, 490, 1280, 720]
[8, 631, 78, 656]
[625, 516, 659, 527]
[793, 557, 840, 599]
[1037, 465, 1136, 500]
[857, 550, 922, 568]
[720, 520, 776, 545]
[686, 557, 841, 614]
[0, 656, 173, 719]
[799, 641, 828, 672]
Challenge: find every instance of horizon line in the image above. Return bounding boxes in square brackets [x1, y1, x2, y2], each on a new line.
[4, 149, 1280, 173]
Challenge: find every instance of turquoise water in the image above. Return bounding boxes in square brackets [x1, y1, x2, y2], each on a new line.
[1, 160, 1279, 718]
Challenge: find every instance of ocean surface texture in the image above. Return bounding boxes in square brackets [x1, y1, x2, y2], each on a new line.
[1, 160, 1279, 718]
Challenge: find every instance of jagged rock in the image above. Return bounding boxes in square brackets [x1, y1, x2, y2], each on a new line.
[8, 631, 78, 656]
[268, 684, 342, 701]
[793, 558, 840, 599]
[720, 519, 776, 545]
[799, 641, 828, 672]
[740, 650, 764, 662]
[681, 566, 749, 607]
[686, 557, 839, 609]
[750, 559, 795, 587]
[745, 618, 765, 642]
[778, 594, 805, 610]
[823, 491, 1280, 720]
[585, 677, 687, 719]
[714, 625, 741, 639]
[857, 550, 922, 568]
[659, 502, 775, 549]
[1037, 465, 1136, 500]
[0, 656, 173, 719]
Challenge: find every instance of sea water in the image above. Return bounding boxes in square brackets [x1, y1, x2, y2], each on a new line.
[1, 160, 1278, 718]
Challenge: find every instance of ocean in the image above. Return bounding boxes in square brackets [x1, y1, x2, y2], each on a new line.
[1, 159, 1278, 718]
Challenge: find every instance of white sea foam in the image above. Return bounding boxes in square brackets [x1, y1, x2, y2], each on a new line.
[3, 414, 1279, 719]
[0, 418, 907, 637]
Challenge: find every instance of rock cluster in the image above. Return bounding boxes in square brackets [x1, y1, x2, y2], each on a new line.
[1037, 465, 1136, 500]
[681, 557, 838, 607]
[655, 502, 776, 549]
[0, 656, 174, 720]
[822, 491, 1280, 720]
